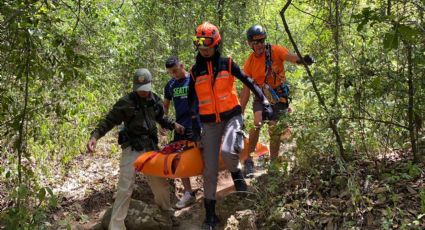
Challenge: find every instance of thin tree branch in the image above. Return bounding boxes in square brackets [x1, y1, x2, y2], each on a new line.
[280, 0, 347, 160]
[279, 1, 329, 114]
[59, 0, 94, 37]
[291, 3, 333, 26]
[1, 4, 32, 28]
[117, 0, 125, 11]
[341, 116, 408, 129]
[72, 0, 81, 33]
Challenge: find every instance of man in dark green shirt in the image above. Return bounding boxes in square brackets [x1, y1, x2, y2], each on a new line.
[87, 68, 184, 229]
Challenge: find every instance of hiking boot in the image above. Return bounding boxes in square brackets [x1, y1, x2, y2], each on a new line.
[165, 209, 180, 227]
[243, 158, 255, 178]
[170, 214, 180, 227]
[231, 170, 247, 193]
[175, 191, 196, 209]
[202, 199, 220, 229]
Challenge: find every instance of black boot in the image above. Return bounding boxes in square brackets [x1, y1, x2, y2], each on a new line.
[231, 169, 248, 192]
[202, 198, 220, 229]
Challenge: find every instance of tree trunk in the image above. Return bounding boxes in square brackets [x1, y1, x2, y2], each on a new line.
[16, 35, 31, 208]
[217, 0, 225, 53]
[332, 0, 341, 108]
[406, 44, 420, 162]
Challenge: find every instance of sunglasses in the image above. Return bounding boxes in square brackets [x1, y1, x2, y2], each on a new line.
[193, 36, 214, 47]
[249, 38, 265, 45]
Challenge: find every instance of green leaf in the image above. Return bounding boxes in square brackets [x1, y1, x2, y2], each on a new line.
[45, 187, 54, 196]
[5, 171, 11, 179]
[37, 188, 46, 201]
[357, 20, 368, 32]
[398, 25, 419, 43]
[17, 185, 28, 198]
[49, 195, 58, 207]
[383, 31, 399, 51]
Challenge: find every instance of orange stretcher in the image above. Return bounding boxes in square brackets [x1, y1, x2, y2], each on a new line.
[134, 138, 268, 178]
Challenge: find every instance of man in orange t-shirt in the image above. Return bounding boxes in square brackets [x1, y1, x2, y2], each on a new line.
[240, 25, 313, 176]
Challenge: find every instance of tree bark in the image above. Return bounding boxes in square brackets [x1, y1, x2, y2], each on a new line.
[406, 44, 420, 162]
[332, 0, 341, 108]
[16, 34, 31, 208]
[217, 0, 225, 53]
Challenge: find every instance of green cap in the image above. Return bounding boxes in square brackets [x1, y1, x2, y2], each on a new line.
[133, 68, 152, 91]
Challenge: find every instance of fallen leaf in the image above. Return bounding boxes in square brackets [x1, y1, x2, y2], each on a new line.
[373, 187, 387, 194]
[306, 199, 312, 206]
[325, 220, 336, 230]
[406, 186, 417, 194]
[366, 212, 374, 226]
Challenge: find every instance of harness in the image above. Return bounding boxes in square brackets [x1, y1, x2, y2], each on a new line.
[262, 44, 290, 107]
[265, 43, 274, 85]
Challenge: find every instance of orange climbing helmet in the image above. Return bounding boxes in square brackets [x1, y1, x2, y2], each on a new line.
[193, 22, 221, 48]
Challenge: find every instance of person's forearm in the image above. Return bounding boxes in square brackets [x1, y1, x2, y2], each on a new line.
[163, 99, 170, 116]
[287, 53, 300, 63]
[240, 85, 251, 113]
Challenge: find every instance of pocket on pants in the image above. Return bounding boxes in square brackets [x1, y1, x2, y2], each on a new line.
[234, 130, 245, 153]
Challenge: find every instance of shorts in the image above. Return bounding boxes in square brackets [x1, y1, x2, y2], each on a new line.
[253, 97, 288, 121]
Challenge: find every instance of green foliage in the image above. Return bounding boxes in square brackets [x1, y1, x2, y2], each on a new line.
[420, 189, 425, 214]
[0, 186, 57, 229]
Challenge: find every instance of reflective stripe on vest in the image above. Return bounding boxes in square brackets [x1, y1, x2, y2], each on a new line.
[194, 60, 240, 123]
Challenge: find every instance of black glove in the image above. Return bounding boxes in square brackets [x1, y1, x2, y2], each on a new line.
[262, 103, 274, 121]
[297, 55, 314, 65]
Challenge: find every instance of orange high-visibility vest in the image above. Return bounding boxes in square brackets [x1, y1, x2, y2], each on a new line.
[192, 58, 240, 123]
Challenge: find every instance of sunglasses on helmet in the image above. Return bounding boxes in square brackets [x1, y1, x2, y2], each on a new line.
[193, 36, 214, 47]
[249, 38, 265, 45]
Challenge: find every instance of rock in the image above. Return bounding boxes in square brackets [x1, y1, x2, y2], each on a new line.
[287, 219, 302, 229]
[216, 192, 255, 220]
[91, 223, 103, 230]
[281, 211, 292, 222]
[224, 215, 239, 230]
[217, 193, 256, 230]
[224, 209, 256, 230]
[236, 210, 256, 229]
[100, 199, 172, 230]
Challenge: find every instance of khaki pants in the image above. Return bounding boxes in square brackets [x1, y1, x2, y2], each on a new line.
[109, 147, 171, 230]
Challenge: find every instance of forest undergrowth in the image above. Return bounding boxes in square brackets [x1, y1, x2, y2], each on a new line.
[253, 151, 425, 229]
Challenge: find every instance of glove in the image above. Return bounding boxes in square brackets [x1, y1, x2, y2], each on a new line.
[262, 103, 274, 121]
[297, 55, 314, 65]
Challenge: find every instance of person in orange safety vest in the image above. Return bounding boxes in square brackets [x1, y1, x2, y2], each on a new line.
[189, 22, 273, 229]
